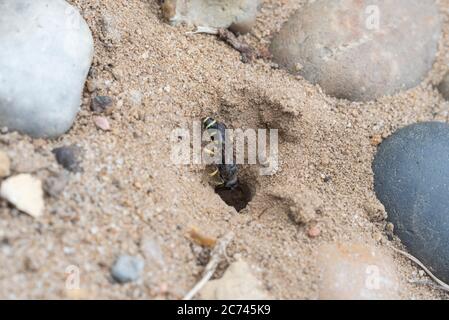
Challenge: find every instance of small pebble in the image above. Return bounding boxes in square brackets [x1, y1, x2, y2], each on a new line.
[52, 145, 83, 173]
[307, 224, 321, 238]
[370, 135, 383, 146]
[111, 255, 145, 284]
[86, 79, 97, 93]
[0, 174, 44, 218]
[363, 202, 387, 222]
[385, 222, 394, 234]
[0, 151, 11, 178]
[91, 96, 113, 113]
[94, 116, 111, 131]
[438, 72, 449, 100]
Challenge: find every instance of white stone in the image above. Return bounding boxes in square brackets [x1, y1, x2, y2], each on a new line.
[0, 0, 94, 137]
[162, 0, 260, 34]
[1, 174, 45, 218]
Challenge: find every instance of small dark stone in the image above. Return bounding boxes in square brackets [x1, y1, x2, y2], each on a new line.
[91, 95, 113, 113]
[438, 71, 449, 100]
[52, 145, 83, 173]
[373, 122, 449, 283]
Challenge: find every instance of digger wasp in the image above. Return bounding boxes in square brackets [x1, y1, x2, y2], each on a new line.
[202, 117, 239, 190]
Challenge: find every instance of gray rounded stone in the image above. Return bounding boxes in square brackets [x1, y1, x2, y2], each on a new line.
[270, 0, 441, 102]
[52, 145, 83, 173]
[373, 122, 449, 283]
[111, 255, 145, 284]
[0, 0, 94, 138]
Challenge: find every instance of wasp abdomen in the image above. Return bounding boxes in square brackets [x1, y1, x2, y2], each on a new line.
[202, 117, 239, 190]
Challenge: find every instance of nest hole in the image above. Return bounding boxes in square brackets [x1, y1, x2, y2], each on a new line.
[215, 181, 254, 212]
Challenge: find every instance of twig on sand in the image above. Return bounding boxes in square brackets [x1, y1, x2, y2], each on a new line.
[216, 29, 256, 63]
[408, 279, 449, 292]
[183, 232, 234, 300]
[186, 26, 219, 35]
[389, 245, 449, 293]
[187, 27, 266, 63]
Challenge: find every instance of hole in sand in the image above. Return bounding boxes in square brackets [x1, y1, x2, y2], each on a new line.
[215, 181, 253, 212]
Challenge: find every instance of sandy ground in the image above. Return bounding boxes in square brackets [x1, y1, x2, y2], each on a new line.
[0, 0, 448, 299]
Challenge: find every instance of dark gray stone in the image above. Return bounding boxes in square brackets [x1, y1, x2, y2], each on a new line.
[52, 145, 83, 173]
[91, 96, 113, 113]
[373, 122, 449, 283]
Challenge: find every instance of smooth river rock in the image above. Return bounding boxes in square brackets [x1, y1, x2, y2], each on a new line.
[0, 0, 94, 138]
[317, 243, 399, 300]
[373, 122, 449, 283]
[270, 0, 441, 101]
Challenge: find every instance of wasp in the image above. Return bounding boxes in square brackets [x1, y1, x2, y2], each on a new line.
[202, 117, 239, 190]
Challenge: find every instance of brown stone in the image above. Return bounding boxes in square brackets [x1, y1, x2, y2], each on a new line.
[317, 243, 400, 300]
[270, 0, 441, 101]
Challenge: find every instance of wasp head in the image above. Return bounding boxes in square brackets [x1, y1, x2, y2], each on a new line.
[202, 117, 218, 130]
